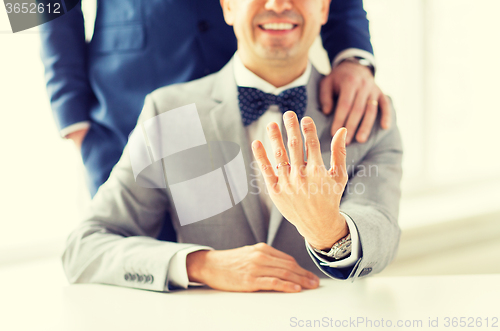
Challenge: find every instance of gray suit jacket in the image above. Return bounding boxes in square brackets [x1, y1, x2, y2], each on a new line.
[62, 58, 403, 291]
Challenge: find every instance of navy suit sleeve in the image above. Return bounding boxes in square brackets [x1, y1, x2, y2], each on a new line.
[321, 0, 374, 63]
[39, 5, 93, 132]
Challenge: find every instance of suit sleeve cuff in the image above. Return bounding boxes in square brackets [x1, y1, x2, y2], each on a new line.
[332, 48, 377, 73]
[306, 211, 361, 268]
[60, 121, 91, 138]
[165, 246, 214, 290]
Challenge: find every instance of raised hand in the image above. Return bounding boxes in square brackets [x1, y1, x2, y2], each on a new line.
[251, 111, 349, 250]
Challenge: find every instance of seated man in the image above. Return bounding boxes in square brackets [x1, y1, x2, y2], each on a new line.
[62, 0, 402, 293]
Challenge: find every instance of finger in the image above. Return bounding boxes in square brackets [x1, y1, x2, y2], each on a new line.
[331, 85, 356, 136]
[263, 257, 319, 282]
[301, 117, 324, 166]
[253, 244, 319, 281]
[344, 86, 371, 145]
[253, 277, 302, 293]
[258, 266, 319, 290]
[355, 95, 379, 143]
[251, 140, 278, 187]
[283, 111, 304, 170]
[266, 122, 290, 176]
[319, 75, 334, 115]
[330, 127, 348, 183]
[379, 94, 391, 129]
[253, 242, 296, 262]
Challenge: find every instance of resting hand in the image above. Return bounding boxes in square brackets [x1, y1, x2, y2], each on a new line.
[319, 61, 391, 144]
[251, 111, 349, 250]
[186, 243, 319, 293]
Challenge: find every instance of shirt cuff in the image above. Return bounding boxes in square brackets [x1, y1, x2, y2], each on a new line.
[165, 246, 214, 290]
[60, 121, 91, 138]
[305, 211, 361, 268]
[332, 48, 377, 73]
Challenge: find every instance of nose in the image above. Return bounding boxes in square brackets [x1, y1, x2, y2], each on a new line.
[264, 0, 293, 14]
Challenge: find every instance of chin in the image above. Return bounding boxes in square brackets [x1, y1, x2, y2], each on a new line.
[257, 45, 299, 62]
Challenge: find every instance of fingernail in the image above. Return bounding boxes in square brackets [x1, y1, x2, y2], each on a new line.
[294, 284, 301, 291]
[308, 279, 318, 287]
[284, 111, 295, 119]
[302, 117, 312, 124]
[343, 130, 348, 142]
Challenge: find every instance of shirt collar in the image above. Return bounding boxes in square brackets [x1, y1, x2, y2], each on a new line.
[233, 51, 311, 96]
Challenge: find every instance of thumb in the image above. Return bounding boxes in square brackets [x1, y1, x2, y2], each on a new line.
[330, 128, 347, 181]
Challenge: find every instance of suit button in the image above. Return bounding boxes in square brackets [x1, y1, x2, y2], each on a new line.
[130, 274, 137, 281]
[359, 267, 373, 277]
[198, 20, 209, 33]
[145, 275, 152, 283]
[138, 274, 144, 282]
[124, 273, 130, 281]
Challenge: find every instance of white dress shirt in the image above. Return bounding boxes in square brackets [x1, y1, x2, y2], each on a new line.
[165, 53, 361, 290]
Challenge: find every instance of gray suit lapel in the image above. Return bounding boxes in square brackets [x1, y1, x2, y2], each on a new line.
[209, 58, 268, 243]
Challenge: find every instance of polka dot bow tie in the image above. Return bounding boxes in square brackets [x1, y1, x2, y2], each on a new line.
[237, 86, 308, 126]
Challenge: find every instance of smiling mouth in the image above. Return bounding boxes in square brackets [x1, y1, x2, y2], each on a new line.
[258, 22, 298, 31]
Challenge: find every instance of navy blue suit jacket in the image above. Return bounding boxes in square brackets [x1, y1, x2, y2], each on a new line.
[40, 0, 373, 196]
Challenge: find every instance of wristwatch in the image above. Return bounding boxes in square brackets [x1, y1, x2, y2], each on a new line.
[312, 233, 352, 260]
[338, 56, 375, 76]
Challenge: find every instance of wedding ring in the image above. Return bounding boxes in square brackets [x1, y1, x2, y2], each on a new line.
[276, 161, 290, 169]
[368, 99, 378, 106]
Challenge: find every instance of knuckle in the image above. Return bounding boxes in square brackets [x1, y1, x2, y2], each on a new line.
[346, 74, 357, 84]
[286, 118, 298, 128]
[279, 269, 292, 279]
[284, 260, 297, 270]
[288, 137, 300, 149]
[243, 274, 255, 287]
[270, 278, 279, 287]
[337, 101, 351, 112]
[269, 132, 281, 142]
[254, 242, 267, 250]
[274, 148, 284, 158]
[306, 138, 318, 148]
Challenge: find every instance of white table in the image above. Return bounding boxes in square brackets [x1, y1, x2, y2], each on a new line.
[1, 258, 499, 331]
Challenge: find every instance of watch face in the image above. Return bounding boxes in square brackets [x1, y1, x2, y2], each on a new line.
[333, 242, 352, 259]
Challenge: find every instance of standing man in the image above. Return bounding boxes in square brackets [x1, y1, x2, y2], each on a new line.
[40, 0, 389, 196]
[61, 0, 403, 292]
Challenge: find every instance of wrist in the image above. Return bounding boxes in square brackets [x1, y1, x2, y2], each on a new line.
[307, 213, 349, 251]
[186, 250, 210, 283]
[337, 56, 375, 76]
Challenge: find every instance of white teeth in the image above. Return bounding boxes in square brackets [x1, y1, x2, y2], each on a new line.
[261, 23, 294, 31]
